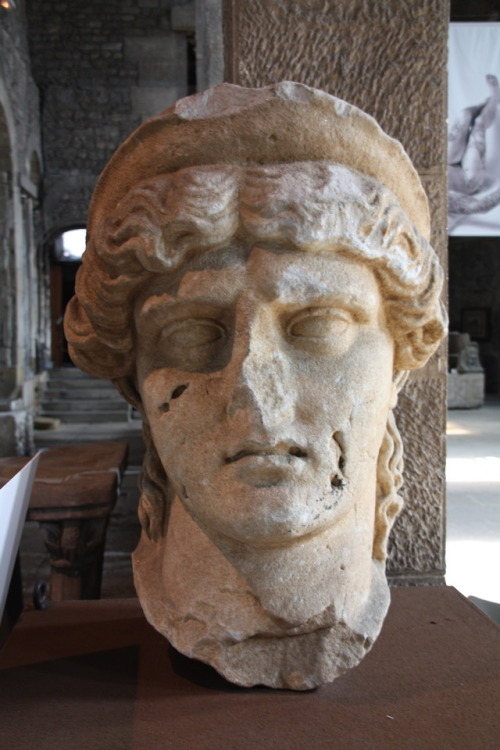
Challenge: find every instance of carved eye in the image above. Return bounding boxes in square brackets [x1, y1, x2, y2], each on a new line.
[159, 318, 226, 370]
[288, 309, 352, 340]
[162, 319, 225, 349]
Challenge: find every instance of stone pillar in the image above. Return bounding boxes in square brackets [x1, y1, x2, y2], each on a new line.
[222, 0, 449, 584]
[196, 0, 224, 90]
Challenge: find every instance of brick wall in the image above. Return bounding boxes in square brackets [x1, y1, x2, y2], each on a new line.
[27, 0, 194, 233]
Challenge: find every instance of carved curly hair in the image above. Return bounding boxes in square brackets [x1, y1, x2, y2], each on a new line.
[65, 162, 446, 560]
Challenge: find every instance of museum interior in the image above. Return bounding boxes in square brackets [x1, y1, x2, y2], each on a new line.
[0, 0, 498, 746]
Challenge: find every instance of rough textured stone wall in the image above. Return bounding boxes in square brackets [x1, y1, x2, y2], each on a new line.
[27, 0, 194, 234]
[195, 0, 224, 89]
[0, 2, 40, 157]
[224, 0, 449, 583]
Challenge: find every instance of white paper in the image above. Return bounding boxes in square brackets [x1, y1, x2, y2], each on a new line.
[0, 453, 40, 620]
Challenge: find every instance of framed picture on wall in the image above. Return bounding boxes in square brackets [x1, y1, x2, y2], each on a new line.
[461, 307, 491, 341]
[449, 23, 500, 236]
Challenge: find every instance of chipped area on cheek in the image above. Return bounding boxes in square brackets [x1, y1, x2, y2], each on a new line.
[157, 383, 189, 414]
[139, 369, 190, 420]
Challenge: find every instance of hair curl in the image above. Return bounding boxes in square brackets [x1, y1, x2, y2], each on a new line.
[65, 162, 447, 559]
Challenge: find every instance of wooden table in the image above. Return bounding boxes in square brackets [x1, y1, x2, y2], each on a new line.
[0, 441, 129, 600]
[0, 587, 498, 749]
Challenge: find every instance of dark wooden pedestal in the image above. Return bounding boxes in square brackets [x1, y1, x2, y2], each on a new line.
[0, 441, 129, 600]
[0, 587, 498, 749]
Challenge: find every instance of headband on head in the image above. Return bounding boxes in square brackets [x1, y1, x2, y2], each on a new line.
[65, 82, 444, 383]
[88, 81, 430, 243]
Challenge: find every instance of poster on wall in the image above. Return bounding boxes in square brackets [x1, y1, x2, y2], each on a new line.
[448, 23, 500, 236]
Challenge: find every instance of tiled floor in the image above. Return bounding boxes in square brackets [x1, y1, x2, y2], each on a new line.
[18, 401, 500, 609]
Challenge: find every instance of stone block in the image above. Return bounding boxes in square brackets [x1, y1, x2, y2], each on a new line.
[195, 0, 224, 90]
[124, 34, 183, 64]
[171, 2, 196, 32]
[130, 86, 184, 120]
[448, 372, 485, 409]
[138, 58, 187, 86]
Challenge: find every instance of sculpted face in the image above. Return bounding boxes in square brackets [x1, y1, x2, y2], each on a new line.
[135, 245, 395, 552]
[64, 83, 446, 689]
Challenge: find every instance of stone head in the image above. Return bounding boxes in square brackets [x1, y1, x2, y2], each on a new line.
[64, 83, 446, 689]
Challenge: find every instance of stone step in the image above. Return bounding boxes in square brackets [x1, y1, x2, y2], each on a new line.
[41, 399, 129, 414]
[43, 388, 125, 400]
[40, 368, 130, 425]
[49, 367, 101, 379]
[45, 378, 116, 393]
[39, 408, 130, 423]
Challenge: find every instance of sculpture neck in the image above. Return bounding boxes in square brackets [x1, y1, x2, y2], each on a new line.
[162, 497, 386, 631]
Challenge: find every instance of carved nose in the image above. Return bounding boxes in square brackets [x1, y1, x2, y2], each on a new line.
[227, 346, 295, 427]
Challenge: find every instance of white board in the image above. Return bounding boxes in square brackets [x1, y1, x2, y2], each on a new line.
[0, 454, 40, 620]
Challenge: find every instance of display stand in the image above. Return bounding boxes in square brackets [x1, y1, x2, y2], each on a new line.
[0, 586, 498, 749]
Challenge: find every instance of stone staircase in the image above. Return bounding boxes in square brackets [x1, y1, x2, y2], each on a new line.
[39, 367, 131, 423]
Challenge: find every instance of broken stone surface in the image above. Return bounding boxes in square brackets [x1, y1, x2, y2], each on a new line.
[64, 82, 447, 689]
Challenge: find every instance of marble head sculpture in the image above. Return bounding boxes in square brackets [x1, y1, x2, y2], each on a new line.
[64, 82, 446, 690]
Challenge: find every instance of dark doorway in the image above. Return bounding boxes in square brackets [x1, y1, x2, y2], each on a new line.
[49, 228, 85, 367]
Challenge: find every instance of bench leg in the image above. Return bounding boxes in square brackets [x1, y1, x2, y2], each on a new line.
[38, 517, 110, 600]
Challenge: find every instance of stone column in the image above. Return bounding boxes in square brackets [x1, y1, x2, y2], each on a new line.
[222, 0, 449, 584]
[196, 0, 224, 90]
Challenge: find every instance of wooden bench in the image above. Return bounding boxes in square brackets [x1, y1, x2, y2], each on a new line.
[0, 441, 129, 601]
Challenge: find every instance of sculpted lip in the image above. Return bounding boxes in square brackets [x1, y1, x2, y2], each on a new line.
[225, 441, 308, 464]
[224, 441, 309, 487]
